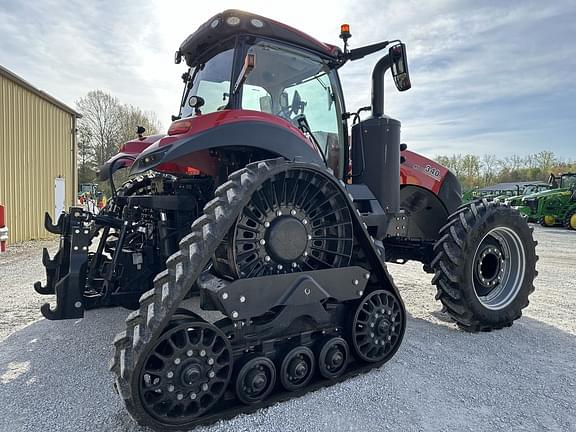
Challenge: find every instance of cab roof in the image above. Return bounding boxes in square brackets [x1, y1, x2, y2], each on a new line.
[178, 10, 341, 66]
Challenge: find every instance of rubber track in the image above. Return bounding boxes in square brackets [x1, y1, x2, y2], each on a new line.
[431, 199, 538, 332]
[109, 159, 402, 428]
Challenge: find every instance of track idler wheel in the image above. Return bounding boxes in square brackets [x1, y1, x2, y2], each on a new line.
[280, 346, 315, 391]
[318, 337, 349, 379]
[351, 290, 403, 363]
[137, 321, 232, 425]
[235, 356, 276, 404]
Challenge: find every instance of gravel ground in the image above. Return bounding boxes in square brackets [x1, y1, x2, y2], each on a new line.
[0, 225, 575, 431]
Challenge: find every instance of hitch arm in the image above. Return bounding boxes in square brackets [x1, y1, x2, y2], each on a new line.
[39, 208, 91, 320]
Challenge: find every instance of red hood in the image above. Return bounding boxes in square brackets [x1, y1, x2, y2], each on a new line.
[119, 134, 165, 155]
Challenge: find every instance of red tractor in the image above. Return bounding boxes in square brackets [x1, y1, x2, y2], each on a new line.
[36, 10, 537, 430]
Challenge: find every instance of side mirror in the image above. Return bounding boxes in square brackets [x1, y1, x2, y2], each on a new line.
[389, 43, 411, 92]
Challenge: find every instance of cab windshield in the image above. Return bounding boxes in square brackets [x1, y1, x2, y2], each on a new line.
[179, 48, 234, 118]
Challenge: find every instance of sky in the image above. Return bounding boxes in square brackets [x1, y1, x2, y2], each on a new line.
[1, 0, 575, 159]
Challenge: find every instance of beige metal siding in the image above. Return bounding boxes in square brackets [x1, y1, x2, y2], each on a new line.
[0, 74, 76, 243]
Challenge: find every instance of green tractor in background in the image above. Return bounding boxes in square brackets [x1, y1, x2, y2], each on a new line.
[505, 183, 552, 207]
[513, 173, 576, 229]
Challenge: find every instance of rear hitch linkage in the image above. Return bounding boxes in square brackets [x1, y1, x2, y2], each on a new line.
[35, 208, 99, 320]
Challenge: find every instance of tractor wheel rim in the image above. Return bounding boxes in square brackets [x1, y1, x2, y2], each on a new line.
[570, 214, 576, 229]
[472, 227, 526, 310]
[544, 215, 555, 226]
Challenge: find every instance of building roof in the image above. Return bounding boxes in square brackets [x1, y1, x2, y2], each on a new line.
[0, 64, 81, 118]
[478, 181, 548, 192]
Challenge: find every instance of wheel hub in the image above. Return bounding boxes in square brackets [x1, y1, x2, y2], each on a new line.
[288, 357, 308, 380]
[376, 318, 391, 337]
[474, 243, 505, 296]
[266, 216, 308, 262]
[245, 369, 268, 394]
[181, 362, 204, 387]
[326, 347, 344, 368]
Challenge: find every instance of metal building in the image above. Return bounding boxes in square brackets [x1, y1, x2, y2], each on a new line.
[0, 65, 80, 243]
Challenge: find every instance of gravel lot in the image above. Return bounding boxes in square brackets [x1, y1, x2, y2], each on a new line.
[0, 225, 575, 431]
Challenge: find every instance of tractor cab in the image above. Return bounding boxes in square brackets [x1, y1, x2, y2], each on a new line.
[130, 9, 409, 187]
[559, 173, 576, 190]
[175, 23, 346, 175]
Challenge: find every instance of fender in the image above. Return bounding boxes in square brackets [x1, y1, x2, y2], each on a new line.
[400, 150, 461, 214]
[131, 110, 324, 175]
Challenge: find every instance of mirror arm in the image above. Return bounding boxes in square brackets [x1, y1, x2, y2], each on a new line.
[371, 54, 392, 118]
[346, 40, 390, 61]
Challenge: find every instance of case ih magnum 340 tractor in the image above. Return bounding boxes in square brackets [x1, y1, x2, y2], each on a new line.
[35, 10, 537, 430]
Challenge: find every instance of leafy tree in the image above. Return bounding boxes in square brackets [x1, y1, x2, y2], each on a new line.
[75, 90, 162, 188]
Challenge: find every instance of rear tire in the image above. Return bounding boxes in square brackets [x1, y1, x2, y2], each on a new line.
[431, 200, 537, 332]
[564, 209, 576, 230]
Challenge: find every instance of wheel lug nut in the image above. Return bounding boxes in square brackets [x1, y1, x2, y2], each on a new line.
[208, 358, 214, 365]
[174, 358, 181, 365]
[303, 251, 308, 256]
[277, 264, 283, 270]
[302, 219, 308, 225]
[290, 209, 297, 216]
[177, 393, 184, 400]
[307, 235, 312, 240]
[200, 350, 206, 357]
[167, 371, 174, 378]
[259, 239, 266, 245]
[264, 255, 271, 262]
[276, 210, 282, 216]
[208, 371, 215, 378]
[202, 383, 209, 391]
[353, 279, 359, 285]
[264, 221, 270, 228]
[186, 350, 193, 357]
[168, 385, 175, 392]
[240, 296, 246, 303]
[370, 332, 375, 337]
[291, 262, 297, 268]
[190, 393, 197, 400]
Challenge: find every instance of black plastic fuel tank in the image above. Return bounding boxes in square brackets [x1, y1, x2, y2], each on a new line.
[351, 116, 401, 214]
